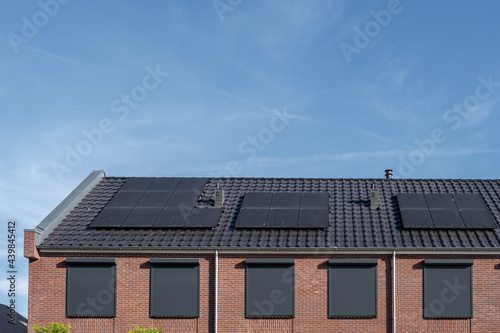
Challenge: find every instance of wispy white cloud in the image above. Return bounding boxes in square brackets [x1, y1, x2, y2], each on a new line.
[20, 45, 82, 66]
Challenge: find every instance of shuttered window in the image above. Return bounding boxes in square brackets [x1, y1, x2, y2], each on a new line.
[150, 259, 200, 318]
[245, 259, 295, 318]
[424, 259, 473, 318]
[66, 258, 116, 317]
[328, 259, 378, 318]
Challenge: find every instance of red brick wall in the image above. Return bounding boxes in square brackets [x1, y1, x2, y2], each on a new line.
[27, 253, 214, 333]
[395, 254, 500, 333]
[23, 231, 39, 260]
[217, 254, 390, 333]
[27, 252, 500, 333]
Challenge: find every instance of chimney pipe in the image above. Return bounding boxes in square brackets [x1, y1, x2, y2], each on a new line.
[385, 169, 393, 180]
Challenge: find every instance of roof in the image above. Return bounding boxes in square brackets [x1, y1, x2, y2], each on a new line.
[36, 173, 500, 250]
[0, 304, 27, 333]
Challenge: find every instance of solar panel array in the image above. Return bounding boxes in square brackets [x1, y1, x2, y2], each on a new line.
[235, 192, 329, 229]
[397, 193, 497, 230]
[91, 178, 221, 228]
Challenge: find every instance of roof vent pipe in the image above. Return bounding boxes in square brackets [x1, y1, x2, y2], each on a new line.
[385, 169, 393, 180]
[215, 183, 224, 208]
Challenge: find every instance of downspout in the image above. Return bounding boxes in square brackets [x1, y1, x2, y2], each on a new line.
[392, 249, 396, 333]
[215, 249, 218, 333]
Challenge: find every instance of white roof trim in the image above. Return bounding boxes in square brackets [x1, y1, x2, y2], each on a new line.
[35, 169, 106, 246]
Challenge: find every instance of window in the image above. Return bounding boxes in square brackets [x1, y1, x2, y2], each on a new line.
[424, 259, 473, 318]
[245, 259, 294, 318]
[150, 259, 200, 318]
[328, 259, 378, 318]
[66, 258, 116, 317]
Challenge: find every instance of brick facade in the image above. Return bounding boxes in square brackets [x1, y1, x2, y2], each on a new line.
[26, 249, 500, 333]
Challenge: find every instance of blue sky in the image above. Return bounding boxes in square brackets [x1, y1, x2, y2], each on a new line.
[1, 0, 500, 319]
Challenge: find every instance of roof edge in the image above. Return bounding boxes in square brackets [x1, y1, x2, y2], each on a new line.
[36, 246, 500, 253]
[35, 169, 106, 246]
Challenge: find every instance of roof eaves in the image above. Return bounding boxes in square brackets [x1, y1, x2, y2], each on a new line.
[35, 169, 106, 246]
[36, 245, 500, 253]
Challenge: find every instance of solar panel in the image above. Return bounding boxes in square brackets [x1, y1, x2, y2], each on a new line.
[241, 192, 273, 208]
[235, 208, 269, 228]
[154, 207, 191, 227]
[425, 194, 457, 210]
[90, 208, 132, 227]
[267, 208, 299, 228]
[397, 193, 427, 210]
[122, 208, 162, 228]
[400, 209, 434, 229]
[148, 178, 181, 191]
[185, 208, 221, 228]
[298, 208, 329, 228]
[175, 178, 208, 193]
[165, 192, 199, 208]
[300, 193, 329, 208]
[453, 193, 488, 210]
[106, 191, 144, 208]
[460, 210, 497, 229]
[136, 191, 173, 208]
[429, 209, 466, 229]
[119, 178, 154, 191]
[271, 193, 301, 208]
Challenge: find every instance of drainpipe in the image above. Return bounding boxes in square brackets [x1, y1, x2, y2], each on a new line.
[215, 249, 218, 333]
[392, 249, 396, 333]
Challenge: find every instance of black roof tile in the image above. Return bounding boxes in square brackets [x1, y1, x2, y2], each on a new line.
[37, 177, 500, 249]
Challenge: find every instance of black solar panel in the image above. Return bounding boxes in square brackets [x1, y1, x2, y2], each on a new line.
[106, 191, 144, 208]
[397, 193, 427, 210]
[236, 192, 330, 229]
[298, 208, 329, 228]
[271, 193, 301, 208]
[460, 210, 497, 229]
[300, 193, 329, 208]
[185, 208, 221, 228]
[453, 193, 488, 210]
[148, 178, 181, 191]
[90, 208, 132, 227]
[136, 191, 173, 208]
[400, 209, 434, 229]
[429, 209, 466, 229]
[241, 192, 273, 208]
[122, 208, 162, 228]
[235, 208, 269, 228]
[165, 192, 199, 208]
[267, 208, 299, 228]
[398, 193, 497, 230]
[175, 178, 208, 193]
[119, 178, 154, 191]
[425, 194, 457, 210]
[154, 207, 191, 227]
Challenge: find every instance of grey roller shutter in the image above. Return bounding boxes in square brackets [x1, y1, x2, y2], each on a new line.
[245, 259, 294, 318]
[150, 259, 200, 318]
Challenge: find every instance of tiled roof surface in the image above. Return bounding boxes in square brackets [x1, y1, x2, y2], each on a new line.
[39, 177, 500, 249]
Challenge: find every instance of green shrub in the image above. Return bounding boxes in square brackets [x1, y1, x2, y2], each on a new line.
[33, 322, 71, 333]
[128, 326, 163, 333]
